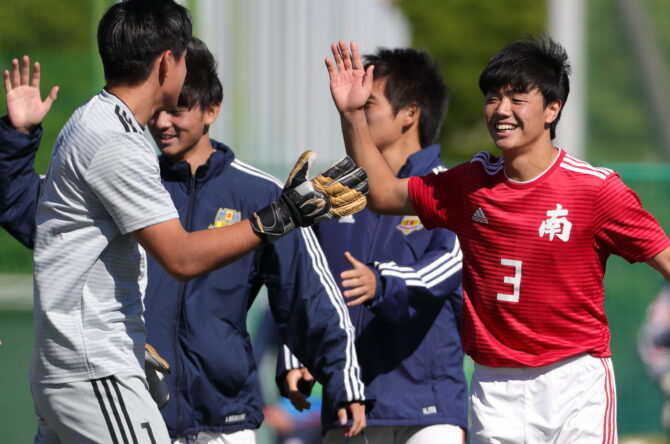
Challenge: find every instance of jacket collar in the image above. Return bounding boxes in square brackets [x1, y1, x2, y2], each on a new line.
[159, 139, 236, 182]
[397, 144, 442, 178]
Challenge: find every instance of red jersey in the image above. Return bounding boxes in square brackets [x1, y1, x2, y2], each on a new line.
[409, 149, 670, 367]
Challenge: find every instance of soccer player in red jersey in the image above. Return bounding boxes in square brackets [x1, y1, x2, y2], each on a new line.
[326, 36, 670, 443]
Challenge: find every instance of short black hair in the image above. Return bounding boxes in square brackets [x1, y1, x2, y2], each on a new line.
[97, 0, 192, 87]
[364, 48, 449, 147]
[177, 37, 223, 110]
[478, 36, 571, 139]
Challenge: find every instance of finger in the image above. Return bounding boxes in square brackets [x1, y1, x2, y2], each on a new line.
[343, 286, 368, 299]
[351, 41, 364, 71]
[346, 295, 370, 307]
[285, 150, 315, 188]
[342, 279, 363, 292]
[339, 41, 352, 71]
[320, 170, 368, 210]
[20, 55, 29, 86]
[3, 70, 10, 93]
[323, 167, 368, 196]
[343, 251, 362, 267]
[32, 61, 41, 89]
[349, 405, 366, 436]
[288, 391, 311, 411]
[340, 269, 360, 280]
[11, 58, 20, 88]
[325, 57, 336, 76]
[337, 407, 348, 427]
[363, 64, 375, 91]
[331, 42, 344, 73]
[345, 409, 359, 438]
[330, 194, 367, 218]
[314, 155, 355, 185]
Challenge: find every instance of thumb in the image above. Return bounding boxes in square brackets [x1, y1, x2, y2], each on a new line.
[44, 86, 59, 109]
[343, 251, 361, 268]
[286, 376, 298, 392]
[337, 407, 348, 426]
[285, 150, 315, 188]
[301, 368, 314, 382]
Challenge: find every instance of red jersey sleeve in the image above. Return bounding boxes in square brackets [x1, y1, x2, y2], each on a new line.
[593, 173, 670, 263]
[408, 164, 466, 231]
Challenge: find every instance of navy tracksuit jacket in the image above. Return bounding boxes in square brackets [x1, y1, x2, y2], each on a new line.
[280, 145, 468, 432]
[0, 116, 367, 438]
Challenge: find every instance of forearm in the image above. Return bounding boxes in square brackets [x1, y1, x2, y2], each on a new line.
[136, 218, 262, 282]
[0, 116, 43, 248]
[370, 234, 463, 322]
[340, 110, 412, 215]
[648, 245, 670, 281]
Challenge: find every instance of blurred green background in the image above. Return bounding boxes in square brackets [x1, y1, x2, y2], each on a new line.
[2, 0, 670, 442]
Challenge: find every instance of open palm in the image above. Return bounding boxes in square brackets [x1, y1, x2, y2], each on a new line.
[326, 41, 374, 114]
[4, 55, 58, 134]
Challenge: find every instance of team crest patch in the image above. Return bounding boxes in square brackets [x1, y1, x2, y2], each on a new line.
[396, 216, 423, 235]
[209, 208, 242, 228]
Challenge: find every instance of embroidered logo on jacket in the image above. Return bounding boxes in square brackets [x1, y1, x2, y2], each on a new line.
[472, 207, 489, 224]
[208, 208, 242, 228]
[338, 214, 356, 224]
[422, 406, 438, 415]
[396, 216, 423, 235]
[539, 204, 572, 242]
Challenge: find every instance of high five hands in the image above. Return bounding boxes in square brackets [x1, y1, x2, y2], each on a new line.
[3, 55, 59, 134]
[325, 40, 374, 115]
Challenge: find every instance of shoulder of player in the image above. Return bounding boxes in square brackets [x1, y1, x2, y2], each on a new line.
[468, 151, 504, 176]
[558, 153, 617, 183]
[71, 98, 145, 147]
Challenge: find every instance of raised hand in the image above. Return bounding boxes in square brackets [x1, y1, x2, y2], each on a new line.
[3, 55, 59, 134]
[325, 40, 374, 114]
[341, 251, 376, 306]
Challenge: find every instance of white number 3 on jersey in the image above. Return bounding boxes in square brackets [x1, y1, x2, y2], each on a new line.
[497, 258, 522, 302]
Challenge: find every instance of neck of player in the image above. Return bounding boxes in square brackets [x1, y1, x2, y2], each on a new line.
[379, 131, 422, 177]
[502, 138, 559, 183]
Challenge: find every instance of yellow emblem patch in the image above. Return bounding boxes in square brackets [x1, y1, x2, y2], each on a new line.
[396, 216, 423, 236]
[209, 208, 242, 229]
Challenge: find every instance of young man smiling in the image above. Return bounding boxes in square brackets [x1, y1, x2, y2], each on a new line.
[326, 36, 670, 443]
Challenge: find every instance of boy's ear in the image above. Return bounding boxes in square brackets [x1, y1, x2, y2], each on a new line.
[545, 99, 562, 124]
[157, 51, 170, 84]
[402, 102, 420, 126]
[157, 50, 177, 85]
[204, 102, 221, 126]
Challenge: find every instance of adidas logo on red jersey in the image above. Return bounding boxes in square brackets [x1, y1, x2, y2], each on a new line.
[472, 207, 488, 224]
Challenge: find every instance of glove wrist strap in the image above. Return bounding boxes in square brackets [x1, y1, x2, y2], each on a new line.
[250, 200, 297, 243]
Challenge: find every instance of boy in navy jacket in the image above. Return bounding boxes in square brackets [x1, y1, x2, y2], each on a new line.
[280, 48, 467, 443]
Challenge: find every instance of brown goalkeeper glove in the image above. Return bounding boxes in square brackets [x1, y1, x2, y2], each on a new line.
[251, 150, 368, 242]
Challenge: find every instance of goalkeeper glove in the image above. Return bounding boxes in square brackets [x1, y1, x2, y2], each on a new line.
[145, 344, 171, 409]
[251, 150, 367, 242]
